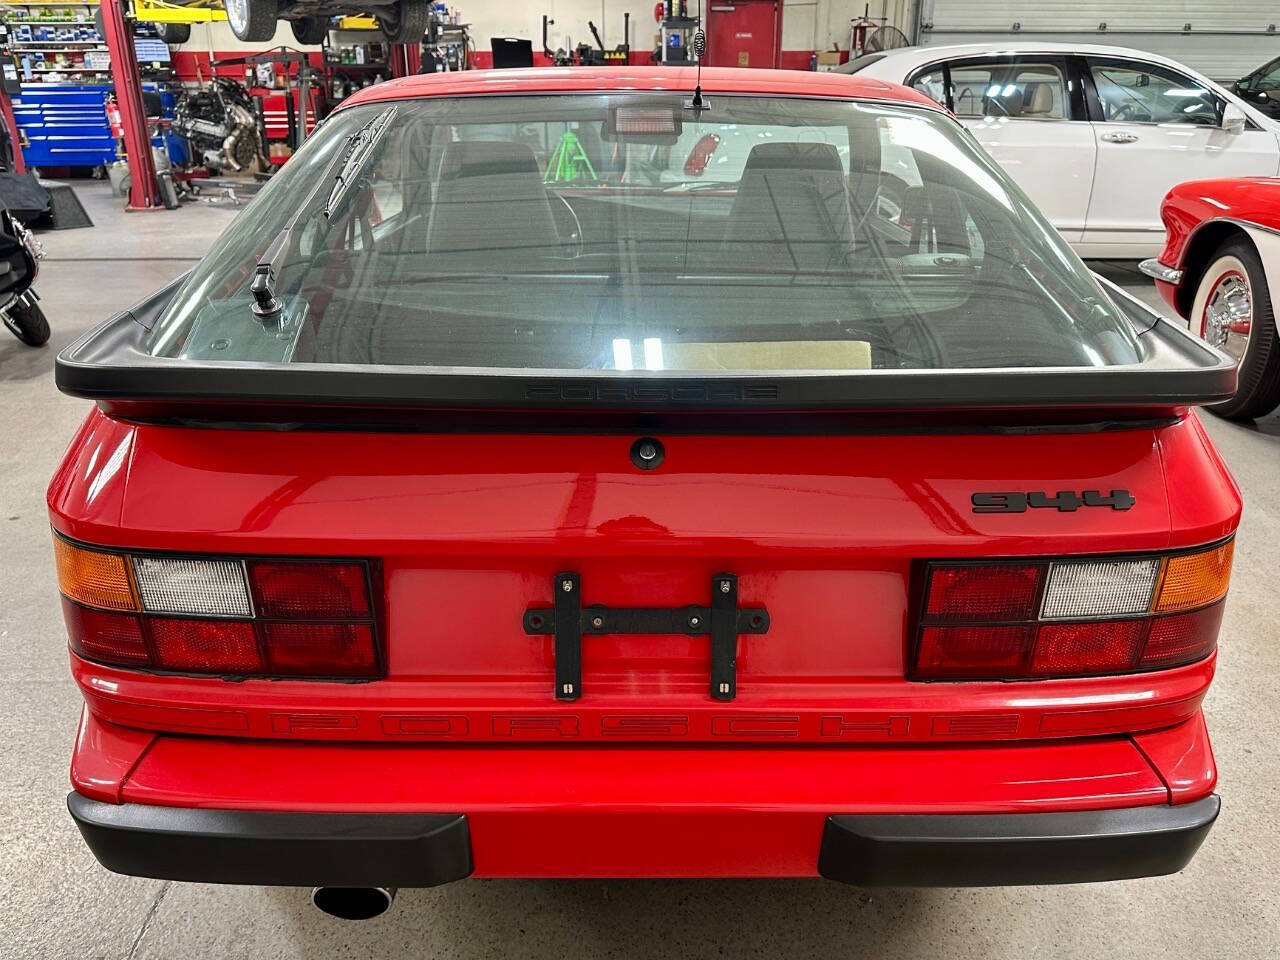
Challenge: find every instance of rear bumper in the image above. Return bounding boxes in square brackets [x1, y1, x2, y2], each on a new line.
[1139, 257, 1184, 285]
[67, 793, 472, 888]
[69, 792, 1219, 888]
[69, 708, 1218, 882]
[820, 797, 1219, 886]
[1138, 258, 1184, 313]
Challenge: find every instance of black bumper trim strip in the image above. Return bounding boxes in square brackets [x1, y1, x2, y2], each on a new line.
[67, 793, 473, 888]
[819, 795, 1219, 886]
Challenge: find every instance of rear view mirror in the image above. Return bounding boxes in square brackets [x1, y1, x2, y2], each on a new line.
[1222, 103, 1247, 135]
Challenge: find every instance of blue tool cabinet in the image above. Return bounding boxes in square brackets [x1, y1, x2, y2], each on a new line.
[11, 83, 183, 169]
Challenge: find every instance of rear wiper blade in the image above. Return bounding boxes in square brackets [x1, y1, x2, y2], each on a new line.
[323, 105, 397, 221]
[248, 106, 398, 320]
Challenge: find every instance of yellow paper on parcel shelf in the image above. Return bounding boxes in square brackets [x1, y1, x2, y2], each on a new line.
[662, 341, 873, 371]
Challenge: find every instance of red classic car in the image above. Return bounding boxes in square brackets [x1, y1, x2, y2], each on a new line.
[1142, 177, 1280, 420]
[51, 67, 1240, 918]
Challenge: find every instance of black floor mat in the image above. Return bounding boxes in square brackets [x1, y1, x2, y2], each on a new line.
[32, 179, 93, 230]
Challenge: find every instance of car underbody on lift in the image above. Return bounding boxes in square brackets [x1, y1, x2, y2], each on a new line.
[223, 0, 431, 45]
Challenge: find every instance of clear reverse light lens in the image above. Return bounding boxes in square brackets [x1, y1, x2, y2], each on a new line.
[1040, 558, 1159, 621]
[131, 557, 253, 617]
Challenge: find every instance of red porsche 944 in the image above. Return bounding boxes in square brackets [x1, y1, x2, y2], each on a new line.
[50, 68, 1238, 915]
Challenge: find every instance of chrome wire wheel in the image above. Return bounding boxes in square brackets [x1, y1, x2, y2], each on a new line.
[1191, 240, 1280, 421]
[1196, 259, 1252, 364]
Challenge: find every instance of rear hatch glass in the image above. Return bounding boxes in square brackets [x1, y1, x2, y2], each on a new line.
[147, 93, 1141, 373]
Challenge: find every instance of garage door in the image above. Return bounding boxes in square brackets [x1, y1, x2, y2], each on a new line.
[917, 0, 1280, 81]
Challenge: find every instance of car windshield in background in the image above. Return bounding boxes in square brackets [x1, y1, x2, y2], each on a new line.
[147, 93, 1143, 373]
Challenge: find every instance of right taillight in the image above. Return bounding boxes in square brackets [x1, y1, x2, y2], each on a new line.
[53, 535, 382, 680]
[913, 540, 1232, 680]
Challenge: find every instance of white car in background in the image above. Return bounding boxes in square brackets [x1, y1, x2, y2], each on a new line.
[843, 43, 1280, 258]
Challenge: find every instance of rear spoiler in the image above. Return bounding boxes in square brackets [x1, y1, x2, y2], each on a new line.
[56, 272, 1237, 428]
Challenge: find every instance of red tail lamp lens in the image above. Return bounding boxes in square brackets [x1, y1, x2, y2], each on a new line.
[248, 561, 371, 619]
[62, 598, 148, 666]
[55, 534, 381, 679]
[924, 564, 1042, 621]
[915, 625, 1034, 679]
[1030, 619, 1146, 676]
[149, 618, 261, 673]
[261, 623, 378, 677]
[915, 542, 1230, 681]
[1141, 602, 1224, 670]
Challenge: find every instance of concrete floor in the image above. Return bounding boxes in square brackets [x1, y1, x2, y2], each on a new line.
[1, 182, 1278, 960]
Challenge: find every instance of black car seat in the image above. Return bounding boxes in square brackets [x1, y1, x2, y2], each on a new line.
[720, 142, 853, 274]
[426, 141, 559, 267]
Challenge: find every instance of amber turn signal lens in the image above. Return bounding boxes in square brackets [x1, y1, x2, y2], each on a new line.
[1155, 541, 1234, 613]
[53, 538, 137, 612]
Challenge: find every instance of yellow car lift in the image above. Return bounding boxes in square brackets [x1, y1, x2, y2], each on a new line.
[130, 0, 226, 24]
[128, 0, 377, 29]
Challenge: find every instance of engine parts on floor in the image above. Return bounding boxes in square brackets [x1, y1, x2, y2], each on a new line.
[170, 78, 266, 175]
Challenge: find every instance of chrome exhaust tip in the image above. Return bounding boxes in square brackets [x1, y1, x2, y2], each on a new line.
[311, 886, 396, 920]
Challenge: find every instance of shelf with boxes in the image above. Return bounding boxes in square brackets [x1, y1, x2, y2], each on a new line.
[0, 1, 179, 169]
[323, 37, 389, 103]
[2, 0, 107, 83]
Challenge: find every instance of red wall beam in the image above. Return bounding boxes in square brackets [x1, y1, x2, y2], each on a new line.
[100, 0, 161, 210]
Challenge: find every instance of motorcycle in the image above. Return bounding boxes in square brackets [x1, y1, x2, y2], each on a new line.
[0, 204, 48, 347]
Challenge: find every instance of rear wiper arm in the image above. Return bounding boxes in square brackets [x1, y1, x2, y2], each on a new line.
[249, 106, 398, 320]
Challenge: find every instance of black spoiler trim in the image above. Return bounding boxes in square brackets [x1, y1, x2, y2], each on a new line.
[57, 273, 1237, 419]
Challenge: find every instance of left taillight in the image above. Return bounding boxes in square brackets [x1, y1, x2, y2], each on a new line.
[913, 540, 1232, 681]
[53, 536, 381, 679]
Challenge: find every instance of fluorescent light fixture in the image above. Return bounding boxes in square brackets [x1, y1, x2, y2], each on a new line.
[643, 337, 664, 371]
[611, 338, 633, 371]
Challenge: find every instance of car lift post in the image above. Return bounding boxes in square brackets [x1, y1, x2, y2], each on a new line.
[0, 88, 25, 175]
[389, 43, 422, 78]
[99, 0, 162, 210]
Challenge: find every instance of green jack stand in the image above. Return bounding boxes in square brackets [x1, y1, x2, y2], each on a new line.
[544, 130, 598, 183]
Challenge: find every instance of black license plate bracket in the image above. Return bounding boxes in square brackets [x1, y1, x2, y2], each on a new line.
[523, 573, 770, 701]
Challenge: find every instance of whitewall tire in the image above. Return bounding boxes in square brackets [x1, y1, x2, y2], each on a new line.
[1190, 238, 1280, 420]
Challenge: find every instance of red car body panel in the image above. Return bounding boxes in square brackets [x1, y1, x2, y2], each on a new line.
[1154, 177, 1280, 311]
[52, 69, 1241, 886]
[51, 409, 1237, 750]
[53, 405, 1237, 849]
[338, 66, 945, 115]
